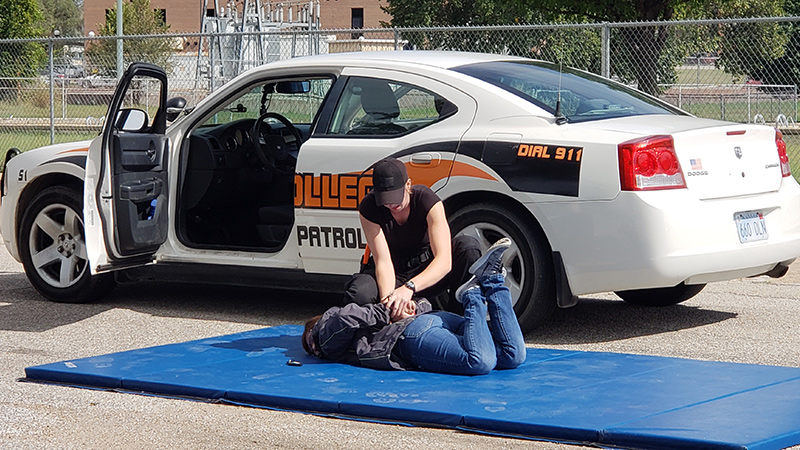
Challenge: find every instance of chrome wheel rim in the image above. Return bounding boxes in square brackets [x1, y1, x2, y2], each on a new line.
[28, 203, 88, 289]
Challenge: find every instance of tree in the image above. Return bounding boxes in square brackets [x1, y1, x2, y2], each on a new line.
[383, 0, 699, 94]
[383, 0, 545, 27]
[383, 0, 602, 73]
[673, 0, 786, 86]
[38, 0, 82, 36]
[724, 0, 797, 87]
[0, 0, 47, 100]
[84, 0, 173, 76]
[383, 0, 787, 95]
[501, 0, 706, 95]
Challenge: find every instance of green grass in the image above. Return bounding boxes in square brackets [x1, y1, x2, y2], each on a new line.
[0, 131, 99, 163]
[0, 100, 109, 120]
[680, 98, 797, 124]
[0, 104, 109, 120]
[675, 66, 739, 85]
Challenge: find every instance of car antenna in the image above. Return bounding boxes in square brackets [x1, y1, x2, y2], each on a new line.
[554, 49, 568, 125]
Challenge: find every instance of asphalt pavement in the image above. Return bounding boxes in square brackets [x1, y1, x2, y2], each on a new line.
[1, 241, 799, 449]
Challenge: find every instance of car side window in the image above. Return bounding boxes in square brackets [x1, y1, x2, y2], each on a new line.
[261, 78, 332, 124]
[327, 77, 456, 136]
[113, 75, 164, 133]
[203, 78, 333, 127]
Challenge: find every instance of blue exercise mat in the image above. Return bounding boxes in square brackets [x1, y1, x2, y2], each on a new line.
[24, 325, 800, 450]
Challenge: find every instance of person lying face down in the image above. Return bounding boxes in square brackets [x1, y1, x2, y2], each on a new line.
[302, 238, 527, 376]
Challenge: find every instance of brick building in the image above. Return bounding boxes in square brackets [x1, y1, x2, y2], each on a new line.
[83, 0, 390, 35]
[318, 0, 390, 30]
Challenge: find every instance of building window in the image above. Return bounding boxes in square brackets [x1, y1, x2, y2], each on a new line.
[207, 8, 215, 17]
[351, 8, 364, 39]
[155, 9, 167, 26]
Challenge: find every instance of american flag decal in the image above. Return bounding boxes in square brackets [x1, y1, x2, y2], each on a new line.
[690, 158, 703, 170]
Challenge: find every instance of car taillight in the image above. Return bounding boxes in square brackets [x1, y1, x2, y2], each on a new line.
[776, 129, 791, 177]
[618, 135, 686, 191]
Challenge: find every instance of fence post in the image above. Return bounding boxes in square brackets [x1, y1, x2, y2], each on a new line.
[62, 75, 66, 119]
[601, 22, 610, 78]
[747, 85, 751, 123]
[116, 0, 124, 79]
[210, 32, 216, 92]
[48, 35, 55, 145]
[696, 57, 700, 85]
[394, 28, 400, 50]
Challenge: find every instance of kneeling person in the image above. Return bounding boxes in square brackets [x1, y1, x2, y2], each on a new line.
[345, 157, 480, 316]
[303, 239, 526, 375]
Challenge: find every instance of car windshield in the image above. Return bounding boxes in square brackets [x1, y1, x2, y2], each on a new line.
[452, 60, 685, 123]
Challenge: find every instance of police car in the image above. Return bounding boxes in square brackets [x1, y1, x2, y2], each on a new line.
[2, 51, 799, 332]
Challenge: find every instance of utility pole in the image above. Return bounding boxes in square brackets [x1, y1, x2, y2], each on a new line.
[117, 0, 123, 78]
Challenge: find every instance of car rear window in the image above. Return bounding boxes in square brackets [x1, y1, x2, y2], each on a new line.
[452, 60, 685, 123]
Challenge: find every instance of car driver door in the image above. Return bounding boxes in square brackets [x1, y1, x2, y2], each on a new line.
[84, 63, 169, 273]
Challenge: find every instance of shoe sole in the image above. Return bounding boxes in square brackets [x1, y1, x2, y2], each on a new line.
[468, 237, 512, 275]
[454, 275, 478, 304]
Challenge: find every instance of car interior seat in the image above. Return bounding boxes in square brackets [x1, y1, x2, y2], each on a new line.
[347, 78, 407, 135]
[256, 204, 294, 248]
[576, 98, 608, 115]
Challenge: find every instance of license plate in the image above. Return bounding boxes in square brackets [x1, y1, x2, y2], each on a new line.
[735, 211, 768, 243]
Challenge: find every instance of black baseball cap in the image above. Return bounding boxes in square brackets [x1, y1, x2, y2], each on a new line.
[372, 158, 408, 206]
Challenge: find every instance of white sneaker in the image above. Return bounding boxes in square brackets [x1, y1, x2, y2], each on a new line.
[454, 275, 479, 304]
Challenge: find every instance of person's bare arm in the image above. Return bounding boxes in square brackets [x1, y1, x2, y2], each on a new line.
[385, 201, 452, 317]
[360, 215, 396, 303]
[416, 201, 452, 289]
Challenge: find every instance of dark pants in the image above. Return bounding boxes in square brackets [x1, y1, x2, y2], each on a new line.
[343, 235, 481, 313]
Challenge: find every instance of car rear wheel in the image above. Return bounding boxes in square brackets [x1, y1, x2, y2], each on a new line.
[449, 203, 555, 333]
[615, 283, 706, 306]
[19, 186, 115, 303]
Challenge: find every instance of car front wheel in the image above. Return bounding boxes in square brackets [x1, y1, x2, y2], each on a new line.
[615, 283, 706, 306]
[19, 186, 115, 303]
[449, 203, 555, 333]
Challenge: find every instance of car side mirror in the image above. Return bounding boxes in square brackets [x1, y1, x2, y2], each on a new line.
[4, 147, 20, 166]
[115, 108, 149, 132]
[166, 96, 187, 122]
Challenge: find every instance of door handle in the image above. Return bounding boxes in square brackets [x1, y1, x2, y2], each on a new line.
[411, 152, 441, 166]
[119, 178, 162, 201]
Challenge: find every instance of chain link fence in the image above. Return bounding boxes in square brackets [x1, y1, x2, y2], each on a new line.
[2, 16, 799, 178]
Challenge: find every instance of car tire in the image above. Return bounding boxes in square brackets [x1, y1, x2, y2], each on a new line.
[615, 283, 706, 306]
[19, 186, 116, 303]
[449, 203, 555, 333]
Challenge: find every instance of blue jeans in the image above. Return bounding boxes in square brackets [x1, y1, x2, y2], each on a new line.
[395, 273, 526, 375]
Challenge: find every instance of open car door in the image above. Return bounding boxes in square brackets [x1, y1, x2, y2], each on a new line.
[84, 63, 169, 273]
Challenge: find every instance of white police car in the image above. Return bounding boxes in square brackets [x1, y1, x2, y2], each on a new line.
[2, 51, 799, 331]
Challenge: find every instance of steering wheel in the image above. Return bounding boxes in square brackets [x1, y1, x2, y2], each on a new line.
[251, 112, 303, 174]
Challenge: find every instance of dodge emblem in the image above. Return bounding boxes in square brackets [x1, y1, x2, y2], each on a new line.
[734, 146, 742, 159]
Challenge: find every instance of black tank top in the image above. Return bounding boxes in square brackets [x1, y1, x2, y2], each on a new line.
[359, 185, 441, 269]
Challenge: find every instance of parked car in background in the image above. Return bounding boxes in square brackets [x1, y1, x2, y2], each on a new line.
[2, 52, 799, 331]
[80, 75, 119, 89]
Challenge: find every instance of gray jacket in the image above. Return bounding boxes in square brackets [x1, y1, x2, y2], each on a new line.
[312, 299, 433, 370]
